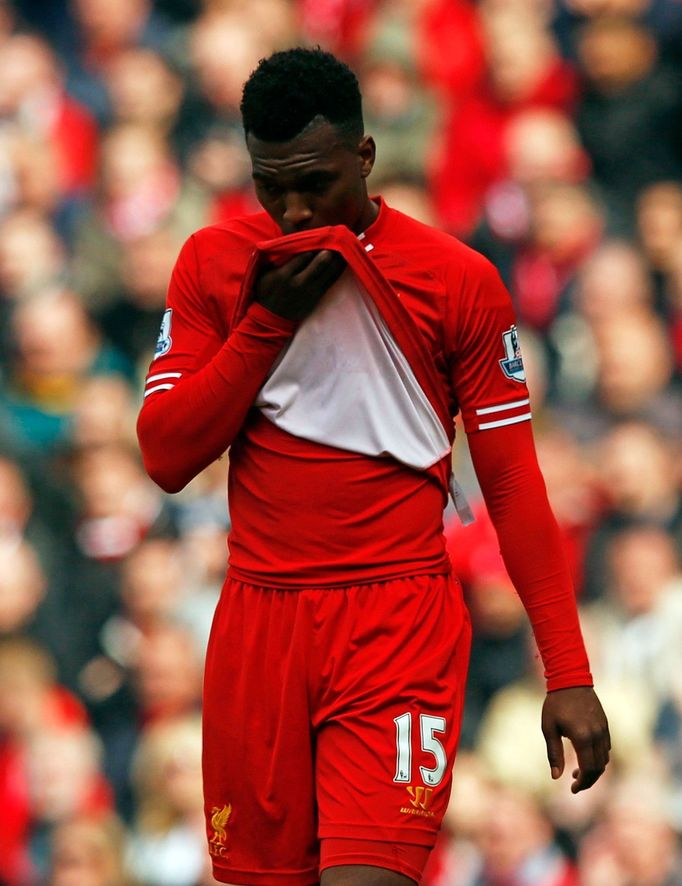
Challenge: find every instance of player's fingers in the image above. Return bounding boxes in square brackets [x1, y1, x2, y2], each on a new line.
[596, 731, 611, 778]
[570, 733, 606, 794]
[313, 252, 347, 290]
[593, 722, 611, 777]
[294, 251, 346, 303]
[281, 251, 319, 276]
[295, 249, 345, 284]
[256, 252, 315, 292]
[542, 726, 565, 780]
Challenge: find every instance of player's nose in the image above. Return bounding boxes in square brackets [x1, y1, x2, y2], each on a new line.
[282, 192, 313, 230]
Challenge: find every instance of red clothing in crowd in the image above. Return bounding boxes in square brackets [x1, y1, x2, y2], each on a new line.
[0, 686, 109, 886]
[430, 60, 579, 236]
[51, 93, 98, 193]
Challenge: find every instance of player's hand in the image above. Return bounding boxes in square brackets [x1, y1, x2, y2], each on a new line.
[253, 250, 346, 321]
[541, 686, 610, 793]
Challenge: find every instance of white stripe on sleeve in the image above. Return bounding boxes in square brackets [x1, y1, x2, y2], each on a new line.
[478, 412, 532, 431]
[146, 372, 182, 385]
[475, 398, 530, 416]
[144, 383, 176, 398]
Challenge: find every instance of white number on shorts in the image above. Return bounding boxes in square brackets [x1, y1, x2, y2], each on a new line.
[393, 712, 447, 787]
[393, 713, 412, 782]
[419, 715, 447, 786]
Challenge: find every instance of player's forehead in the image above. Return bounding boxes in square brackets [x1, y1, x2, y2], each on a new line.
[247, 117, 351, 180]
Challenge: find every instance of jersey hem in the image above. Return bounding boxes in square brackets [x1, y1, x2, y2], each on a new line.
[317, 823, 436, 847]
[226, 562, 452, 590]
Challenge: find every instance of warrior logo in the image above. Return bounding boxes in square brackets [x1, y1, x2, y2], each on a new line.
[400, 785, 436, 818]
[499, 325, 526, 383]
[208, 803, 232, 858]
[407, 785, 434, 811]
[154, 308, 172, 359]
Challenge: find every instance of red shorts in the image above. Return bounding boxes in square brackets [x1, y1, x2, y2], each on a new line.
[202, 572, 471, 885]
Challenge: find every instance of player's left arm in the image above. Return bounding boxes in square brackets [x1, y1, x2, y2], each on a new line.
[468, 422, 610, 793]
[448, 251, 610, 792]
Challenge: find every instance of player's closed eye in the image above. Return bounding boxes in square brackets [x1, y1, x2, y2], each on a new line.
[306, 179, 331, 195]
[259, 182, 282, 198]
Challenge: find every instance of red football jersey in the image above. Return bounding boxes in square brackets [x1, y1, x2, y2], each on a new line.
[137, 198, 592, 690]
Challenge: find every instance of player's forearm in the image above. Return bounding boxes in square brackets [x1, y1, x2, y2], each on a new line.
[468, 424, 593, 691]
[137, 305, 295, 493]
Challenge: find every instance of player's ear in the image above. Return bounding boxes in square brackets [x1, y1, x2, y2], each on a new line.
[357, 135, 376, 179]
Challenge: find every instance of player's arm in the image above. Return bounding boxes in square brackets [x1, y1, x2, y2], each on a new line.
[468, 423, 610, 792]
[137, 234, 297, 493]
[449, 253, 610, 792]
[137, 239, 346, 492]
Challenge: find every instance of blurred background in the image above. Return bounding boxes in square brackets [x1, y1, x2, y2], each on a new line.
[0, 0, 680, 883]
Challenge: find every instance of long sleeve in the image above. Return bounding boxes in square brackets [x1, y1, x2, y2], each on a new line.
[468, 421, 593, 691]
[137, 233, 295, 493]
[448, 251, 592, 690]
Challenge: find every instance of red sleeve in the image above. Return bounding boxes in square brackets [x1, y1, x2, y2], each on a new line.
[450, 255, 533, 433]
[136, 234, 295, 493]
[468, 423, 593, 691]
[450, 253, 592, 691]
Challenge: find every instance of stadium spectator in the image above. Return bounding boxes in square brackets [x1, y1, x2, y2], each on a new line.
[473, 108, 591, 276]
[59, 0, 175, 123]
[188, 9, 275, 130]
[127, 715, 206, 886]
[70, 374, 138, 449]
[635, 183, 682, 370]
[430, 2, 579, 235]
[357, 31, 439, 188]
[0, 209, 68, 304]
[0, 33, 98, 197]
[0, 537, 47, 638]
[23, 724, 113, 880]
[72, 123, 208, 310]
[582, 422, 682, 599]
[460, 783, 579, 885]
[106, 46, 184, 138]
[636, 181, 682, 289]
[0, 637, 90, 885]
[582, 525, 682, 703]
[573, 240, 656, 326]
[592, 311, 678, 423]
[100, 538, 188, 665]
[2, 289, 132, 452]
[48, 813, 133, 886]
[575, 16, 682, 233]
[0, 455, 65, 570]
[578, 773, 682, 886]
[69, 442, 176, 562]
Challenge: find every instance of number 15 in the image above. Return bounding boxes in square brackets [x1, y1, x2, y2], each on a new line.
[393, 712, 447, 787]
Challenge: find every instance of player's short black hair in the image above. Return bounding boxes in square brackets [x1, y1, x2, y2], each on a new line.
[240, 47, 364, 144]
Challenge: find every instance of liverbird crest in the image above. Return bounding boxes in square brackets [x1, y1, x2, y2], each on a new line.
[210, 803, 232, 844]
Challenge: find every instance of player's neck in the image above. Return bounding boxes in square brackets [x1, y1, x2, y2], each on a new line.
[355, 196, 380, 235]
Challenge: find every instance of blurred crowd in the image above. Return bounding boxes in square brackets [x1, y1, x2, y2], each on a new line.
[0, 0, 680, 883]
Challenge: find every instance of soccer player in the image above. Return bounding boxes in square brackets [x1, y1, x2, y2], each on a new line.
[137, 48, 610, 886]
